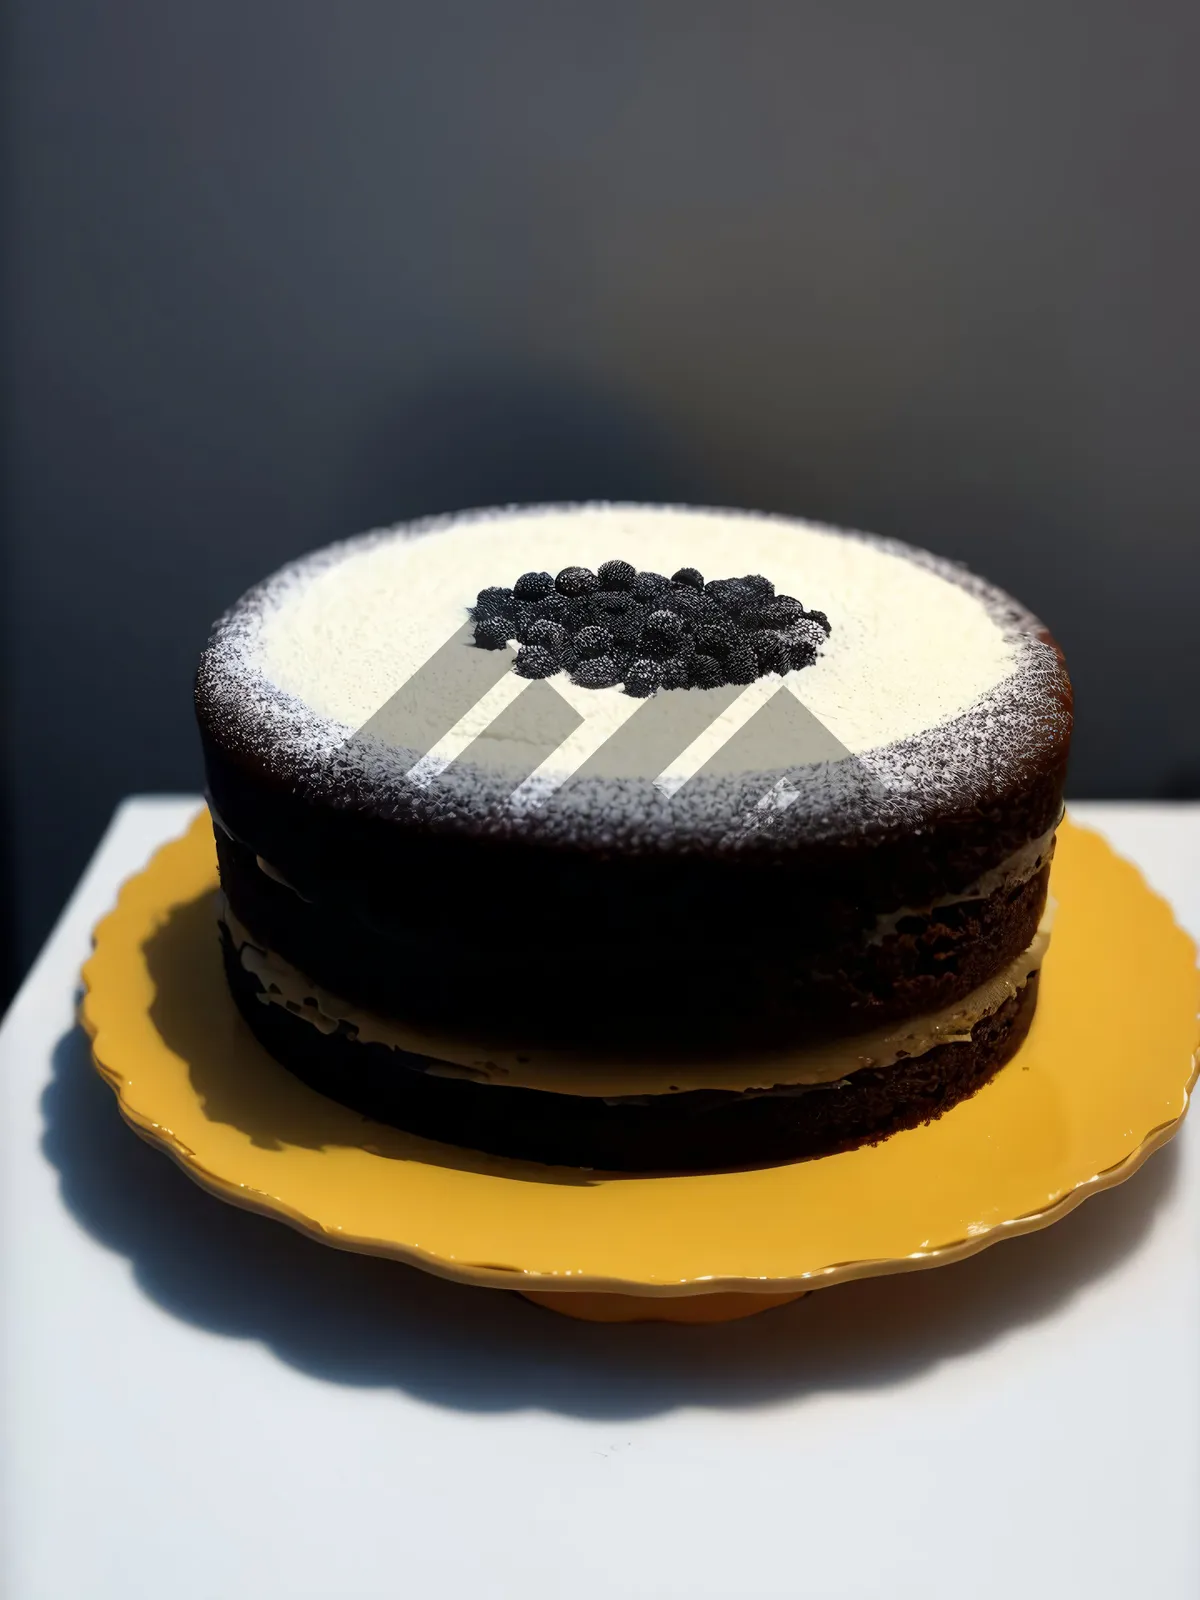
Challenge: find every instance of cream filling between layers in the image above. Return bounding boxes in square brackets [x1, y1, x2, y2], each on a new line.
[220, 898, 1053, 1100]
[865, 817, 1060, 944]
[240, 810, 1063, 942]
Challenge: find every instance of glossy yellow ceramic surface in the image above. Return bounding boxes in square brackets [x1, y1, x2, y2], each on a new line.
[81, 812, 1198, 1323]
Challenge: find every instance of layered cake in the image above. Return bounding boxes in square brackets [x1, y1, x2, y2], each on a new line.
[196, 503, 1072, 1170]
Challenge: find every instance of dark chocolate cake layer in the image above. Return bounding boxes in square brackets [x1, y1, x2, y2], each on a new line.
[214, 820, 1052, 1050]
[196, 504, 1071, 1056]
[221, 925, 1039, 1172]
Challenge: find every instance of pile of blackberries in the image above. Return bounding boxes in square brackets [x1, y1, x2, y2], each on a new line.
[470, 560, 830, 697]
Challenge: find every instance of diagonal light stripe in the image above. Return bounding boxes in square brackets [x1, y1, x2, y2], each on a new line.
[444, 678, 584, 786]
[653, 676, 787, 797]
[349, 621, 517, 769]
[406, 663, 528, 788]
[513, 680, 750, 812]
[569, 682, 746, 785]
[508, 697, 644, 812]
[347, 618, 870, 819]
[673, 677, 864, 812]
[688, 678, 853, 778]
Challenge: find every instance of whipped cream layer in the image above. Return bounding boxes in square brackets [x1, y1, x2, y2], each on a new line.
[256, 505, 1020, 769]
[222, 899, 1052, 1101]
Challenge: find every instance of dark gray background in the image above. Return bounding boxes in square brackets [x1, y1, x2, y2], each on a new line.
[4, 1, 1199, 998]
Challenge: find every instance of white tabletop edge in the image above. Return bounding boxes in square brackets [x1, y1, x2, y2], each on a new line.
[1, 795, 1196, 1600]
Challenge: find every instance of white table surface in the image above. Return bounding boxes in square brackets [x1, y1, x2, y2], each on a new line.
[2, 798, 1197, 1600]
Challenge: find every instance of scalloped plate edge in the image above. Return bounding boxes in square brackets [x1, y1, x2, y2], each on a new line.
[80, 985, 1197, 1301]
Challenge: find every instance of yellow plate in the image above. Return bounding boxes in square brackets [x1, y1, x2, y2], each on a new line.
[81, 813, 1199, 1323]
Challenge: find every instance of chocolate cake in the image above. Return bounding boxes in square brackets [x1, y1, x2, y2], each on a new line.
[195, 503, 1072, 1171]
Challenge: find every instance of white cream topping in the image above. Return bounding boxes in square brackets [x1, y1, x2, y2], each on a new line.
[256, 506, 1018, 770]
[222, 898, 1052, 1100]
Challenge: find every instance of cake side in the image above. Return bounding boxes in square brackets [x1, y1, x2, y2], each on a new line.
[197, 503, 1071, 1063]
[212, 821, 1054, 1051]
[220, 922, 1041, 1173]
[197, 502, 1071, 864]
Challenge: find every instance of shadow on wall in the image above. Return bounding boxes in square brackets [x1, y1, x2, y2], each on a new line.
[0, 709, 17, 1005]
[342, 367, 714, 534]
[0, 809, 14, 1009]
[4, 365, 716, 989]
[1160, 765, 1200, 800]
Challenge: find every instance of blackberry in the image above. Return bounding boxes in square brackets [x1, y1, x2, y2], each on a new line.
[481, 558, 826, 693]
[532, 592, 570, 625]
[688, 653, 725, 689]
[642, 608, 684, 658]
[659, 654, 690, 690]
[572, 653, 624, 689]
[692, 594, 728, 627]
[783, 618, 826, 669]
[608, 610, 647, 648]
[735, 603, 771, 633]
[518, 606, 564, 645]
[787, 616, 828, 652]
[597, 559, 637, 591]
[671, 566, 705, 589]
[574, 625, 614, 659]
[562, 595, 597, 633]
[472, 585, 515, 620]
[725, 644, 759, 684]
[525, 619, 570, 656]
[623, 657, 662, 698]
[750, 630, 790, 675]
[473, 615, 512, 650]
[717, 582, 754, 618]
[514, 644, 559, 679]
[514, 570, 554, 601]
[693, 622, 735, 661]
[741, 573, 774, 597]
[481, 563, 820, 692]
[704, 576, 745, 605]
[759, 595, 805, 629]
[556, 565, 599, 597]
[662, 585, 702, 620]
[632, 570, 671, 601]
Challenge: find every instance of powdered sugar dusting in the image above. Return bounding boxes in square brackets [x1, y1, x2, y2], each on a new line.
[254, 505, 1015, 757]
[196, 503, 1071, 854]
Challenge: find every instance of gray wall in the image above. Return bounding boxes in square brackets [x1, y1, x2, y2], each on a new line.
[5, 1, 1200, 989]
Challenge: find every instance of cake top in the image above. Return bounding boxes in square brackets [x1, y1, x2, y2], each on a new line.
[197, 503, 1071, 852]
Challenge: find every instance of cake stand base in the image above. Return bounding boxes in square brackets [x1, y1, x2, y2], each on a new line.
[520, 1289, 809, 1323]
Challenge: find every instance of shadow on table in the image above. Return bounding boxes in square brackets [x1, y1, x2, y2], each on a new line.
[43, 1022, 1183, 1421]
[143, 889, 597, 1185]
